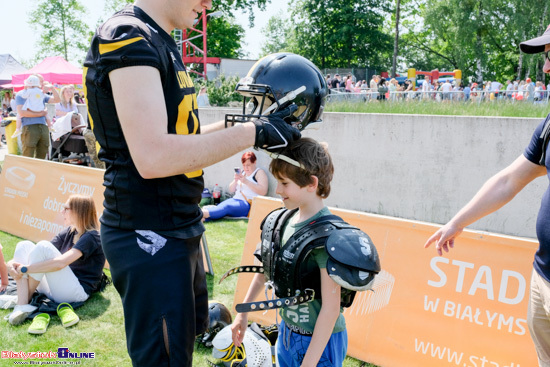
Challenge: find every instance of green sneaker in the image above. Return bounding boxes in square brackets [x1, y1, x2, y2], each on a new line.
[57, 303, 79, 328]
[28, 313, 50, 334]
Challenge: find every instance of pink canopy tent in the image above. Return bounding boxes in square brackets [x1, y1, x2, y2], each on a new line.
[11, 56, 83, 91]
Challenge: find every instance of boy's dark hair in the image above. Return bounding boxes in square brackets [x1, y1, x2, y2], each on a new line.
[270, 137, 334, 198]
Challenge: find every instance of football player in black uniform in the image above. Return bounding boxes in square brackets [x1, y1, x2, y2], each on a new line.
[83, 1, 301, 366]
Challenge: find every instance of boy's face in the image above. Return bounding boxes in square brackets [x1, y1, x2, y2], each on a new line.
[275, 176, 310, 210]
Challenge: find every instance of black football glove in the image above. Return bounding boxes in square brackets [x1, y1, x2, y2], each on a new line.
[253, 104, 301, 152]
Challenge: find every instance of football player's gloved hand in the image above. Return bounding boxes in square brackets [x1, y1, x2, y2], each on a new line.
[253, 104, 301, 152]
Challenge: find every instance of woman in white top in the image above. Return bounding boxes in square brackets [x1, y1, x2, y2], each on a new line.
[55, 85, 78, 118]
[202, 151, 268, 220]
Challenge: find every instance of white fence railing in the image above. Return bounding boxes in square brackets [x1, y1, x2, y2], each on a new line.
[326, 88, 550, 104]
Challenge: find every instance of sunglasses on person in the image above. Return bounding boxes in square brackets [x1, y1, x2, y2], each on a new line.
[61, 204, 71, 213]
[546, 51, 550, 61]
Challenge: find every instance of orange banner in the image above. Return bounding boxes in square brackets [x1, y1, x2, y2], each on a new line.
[235, 196, 538, 366]
[0, 154, 215, 273]
[0, 155, 105, 243]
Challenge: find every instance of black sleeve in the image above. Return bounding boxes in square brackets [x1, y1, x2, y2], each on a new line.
[524, 114, 550, 166]
[89, 15, 162, 78]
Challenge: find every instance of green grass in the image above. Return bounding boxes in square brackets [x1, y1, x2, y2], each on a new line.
[0, 222, 374, 366]
[326, 99, 550, 118]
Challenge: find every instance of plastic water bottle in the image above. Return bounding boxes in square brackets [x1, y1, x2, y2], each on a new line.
[213, 184, 221, 204]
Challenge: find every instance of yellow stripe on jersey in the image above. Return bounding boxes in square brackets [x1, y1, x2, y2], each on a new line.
[176, 71, 193, 89]
[175, 93, 199, 136]
[82, 67, 92, 128]
[99, 37, 144, 55]
[176, 91, 202, 178]
[82, 67, 102, 154]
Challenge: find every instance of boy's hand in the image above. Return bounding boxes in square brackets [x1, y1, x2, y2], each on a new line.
[230, 313, 248, 347]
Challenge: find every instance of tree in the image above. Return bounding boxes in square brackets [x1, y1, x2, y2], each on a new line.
[194, 17, 246, 59]
[391, 0, 402, 78]
[28, 0, 90, 64]
[259, 13, 292, 57]
[103, 0, 272, 26]
[403, 0, 550, 84]
[102, 0, 256, 60]
[213, 0, 272, 26]
[288, 0, 393, 70]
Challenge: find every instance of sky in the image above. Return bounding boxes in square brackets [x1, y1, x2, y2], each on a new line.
[0, 0, 288, 66]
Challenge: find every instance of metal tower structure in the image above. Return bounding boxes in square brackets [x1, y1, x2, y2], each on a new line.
[177, 11, 221, 80]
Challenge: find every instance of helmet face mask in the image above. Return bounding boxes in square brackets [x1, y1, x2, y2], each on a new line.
[225, 53, 328, 131]
[238, 83, 278, 118]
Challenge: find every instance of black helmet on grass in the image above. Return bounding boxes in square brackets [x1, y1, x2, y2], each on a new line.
[199, 301, 232, 347]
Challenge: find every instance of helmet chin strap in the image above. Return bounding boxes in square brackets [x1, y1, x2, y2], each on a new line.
[264, 150, 306, 170]
[261, 85, 306, 116]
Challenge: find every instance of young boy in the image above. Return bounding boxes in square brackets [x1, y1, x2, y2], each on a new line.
[12, 75, 54, 138]
[231, 137, 349, 366]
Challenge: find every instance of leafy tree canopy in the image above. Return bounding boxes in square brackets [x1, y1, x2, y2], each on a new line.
[29, 0, 90, 64]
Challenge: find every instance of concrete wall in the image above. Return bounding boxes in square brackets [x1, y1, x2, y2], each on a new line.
[206, 58, 258, 80]
[199, 107, 547, 239]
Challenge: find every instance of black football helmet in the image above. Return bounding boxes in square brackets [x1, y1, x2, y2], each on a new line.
[225, 53, 328, 131]
[199, 301, 233, 347]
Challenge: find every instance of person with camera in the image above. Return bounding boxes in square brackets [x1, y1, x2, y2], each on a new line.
[202, 151, 268, 220]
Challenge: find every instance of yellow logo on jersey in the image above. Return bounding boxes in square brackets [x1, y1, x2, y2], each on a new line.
[176, 71, 193, 89]
[175, 87, 202, 179]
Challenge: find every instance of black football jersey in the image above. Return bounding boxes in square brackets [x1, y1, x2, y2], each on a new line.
[84, 5, 204, 230]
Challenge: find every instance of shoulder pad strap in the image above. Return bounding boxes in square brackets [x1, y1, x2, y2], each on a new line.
[260, 208, 297, 281]
[259, 207, 284, 232]
[218, 264, 264, 284]
[274, 220, 341, 298]
[306, 214, 343, 225]
[272, 208, 298, 248]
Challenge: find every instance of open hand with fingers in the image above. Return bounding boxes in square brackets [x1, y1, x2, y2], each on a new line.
[424, 222, 464, 256]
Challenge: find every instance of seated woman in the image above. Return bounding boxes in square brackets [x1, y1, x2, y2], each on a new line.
[5, 194, 105, 325]
[55, 85, 78, 118]
[203, 151, 268, 220]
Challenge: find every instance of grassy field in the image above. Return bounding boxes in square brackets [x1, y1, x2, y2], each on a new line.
[326, 99, 550, 118]
[0, 221, 374, 366]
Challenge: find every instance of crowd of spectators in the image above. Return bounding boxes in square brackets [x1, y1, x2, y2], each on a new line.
[325, 73, 550, 103]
